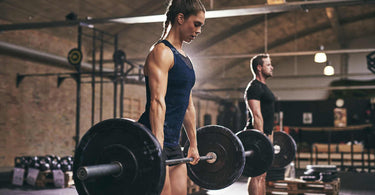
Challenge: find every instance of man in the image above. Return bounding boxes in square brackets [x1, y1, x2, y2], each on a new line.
[244, 54, 275, 195]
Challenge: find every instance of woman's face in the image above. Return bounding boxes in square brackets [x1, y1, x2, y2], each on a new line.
[180, 11, 205, 43]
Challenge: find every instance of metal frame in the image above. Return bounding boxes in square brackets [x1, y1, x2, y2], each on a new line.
[14, 25, 144, 148]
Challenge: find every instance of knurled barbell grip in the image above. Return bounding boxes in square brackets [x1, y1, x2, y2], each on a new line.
[77, 154, 217, 181]
[77, 150, 254, 181]
[165, 154, 215, 165]
[77, 161, 123, 181]
[166, 150, 253, 166]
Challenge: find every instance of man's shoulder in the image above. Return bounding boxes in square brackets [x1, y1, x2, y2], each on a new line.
[247, 79, 263, 89]
[245, 79, 264, 96]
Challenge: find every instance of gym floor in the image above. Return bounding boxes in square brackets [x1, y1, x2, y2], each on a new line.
[1, 171, 375, 195]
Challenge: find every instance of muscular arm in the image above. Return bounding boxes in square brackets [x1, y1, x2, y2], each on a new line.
[248, 99, 264, 133]
[144, 44, 173, 148]
[183, 92, 200, 164]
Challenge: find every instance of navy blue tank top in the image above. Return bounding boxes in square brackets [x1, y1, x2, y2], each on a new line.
[138, 40, 196, 147]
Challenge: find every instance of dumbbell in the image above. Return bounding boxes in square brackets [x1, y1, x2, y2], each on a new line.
[39, 156, 51, 171]
[61, 156, 73, 172]
[14, 157, 26, 169]
[48, 155, 62, 170]
[29, 156, 40, 170]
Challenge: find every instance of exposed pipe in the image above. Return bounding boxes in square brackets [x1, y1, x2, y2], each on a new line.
[196, 73, 374, 82]
[191, 48, 375, 60]
[0, 41, 112, 73]
[127, 48, 375, 62]
[0, 0, 372, 31]
[194, 85, 375, 93]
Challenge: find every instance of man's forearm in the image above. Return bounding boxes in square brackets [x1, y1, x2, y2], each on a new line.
[253, 117, 263, 133]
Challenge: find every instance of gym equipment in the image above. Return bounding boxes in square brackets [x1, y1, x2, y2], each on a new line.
[367, 51, 375, 74]
[14, 157, 26, 169]
[67, 48, 82, 66]
[73, 119, 275, 194]
[182, 125, 245, 189]
[73, 119, 165, 195]
[49, 155, 62, 170]
[272, 131, 297, 168]
[113, 50, 126, 65]
[39, 156, 51, 171]
[302, 165, 338, 182]
[61, 156, 73, 172]
[236, 129, 274, 177]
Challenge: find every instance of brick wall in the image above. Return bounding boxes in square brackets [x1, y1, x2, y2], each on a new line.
[0, 20, 219, 167]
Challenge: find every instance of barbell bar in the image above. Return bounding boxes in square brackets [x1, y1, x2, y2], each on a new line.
[73, 118, 295, 195]
[76, 154, 216, 181]
[77, 142, 258, 182]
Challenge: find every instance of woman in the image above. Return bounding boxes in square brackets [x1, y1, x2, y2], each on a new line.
[138, 0, 206, 194]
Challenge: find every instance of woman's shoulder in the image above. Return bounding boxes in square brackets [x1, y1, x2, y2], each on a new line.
[150, 41, 173, 57]
[145, 42, 174, 70]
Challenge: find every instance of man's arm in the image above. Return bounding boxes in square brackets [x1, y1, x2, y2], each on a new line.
[247, 99, 264, 133]
[145, 44, 173, 148]
[183, 92, 200, 165]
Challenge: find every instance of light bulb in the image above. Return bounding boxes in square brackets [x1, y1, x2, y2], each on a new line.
[314, 52, 327, 63]
[324, 65, 334, 76]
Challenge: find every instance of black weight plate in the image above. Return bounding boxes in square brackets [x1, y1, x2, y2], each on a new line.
[67, 48, 82, 66]
[236, 129, 274, 177]
[113, 50, 126, 64]
[183, 125, 245, 190]
[272, 131, 297, 168]
[73, 118, 165, 195]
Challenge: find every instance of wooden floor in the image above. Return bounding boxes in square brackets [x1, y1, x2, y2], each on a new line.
[196, 174, 375, 195]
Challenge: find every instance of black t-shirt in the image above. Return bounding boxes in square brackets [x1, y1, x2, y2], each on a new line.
[245, 79, 275, 135]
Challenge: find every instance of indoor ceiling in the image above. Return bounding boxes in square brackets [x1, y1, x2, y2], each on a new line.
[1, 0, 375, 101]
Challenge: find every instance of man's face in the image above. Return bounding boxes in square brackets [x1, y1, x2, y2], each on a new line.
[261, 57, 273, 78]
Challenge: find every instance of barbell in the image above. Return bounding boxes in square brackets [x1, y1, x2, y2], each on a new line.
[272, 131, 297, 168]
[73, 118, 295, 195]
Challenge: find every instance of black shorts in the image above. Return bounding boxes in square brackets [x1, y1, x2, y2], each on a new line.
[264, 130, 272, 136]
[164, 145, 184, 167]
[246, 125, 272, 136]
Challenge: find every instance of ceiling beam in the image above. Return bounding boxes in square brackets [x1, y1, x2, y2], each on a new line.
[326, 7, 346, 47]
[111, 0, 371, 23]
[325, 7, 350, 79]
[196, 11, 375, 87]
[196, 73, 374, 82]
[192, 48, 375, 59]
[194, 85, 375, 93]
[192, 13, 281, 53]
[0, 41, 112, 72]
[111, 0, 165, 40]
[0, 0, 372, 31]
